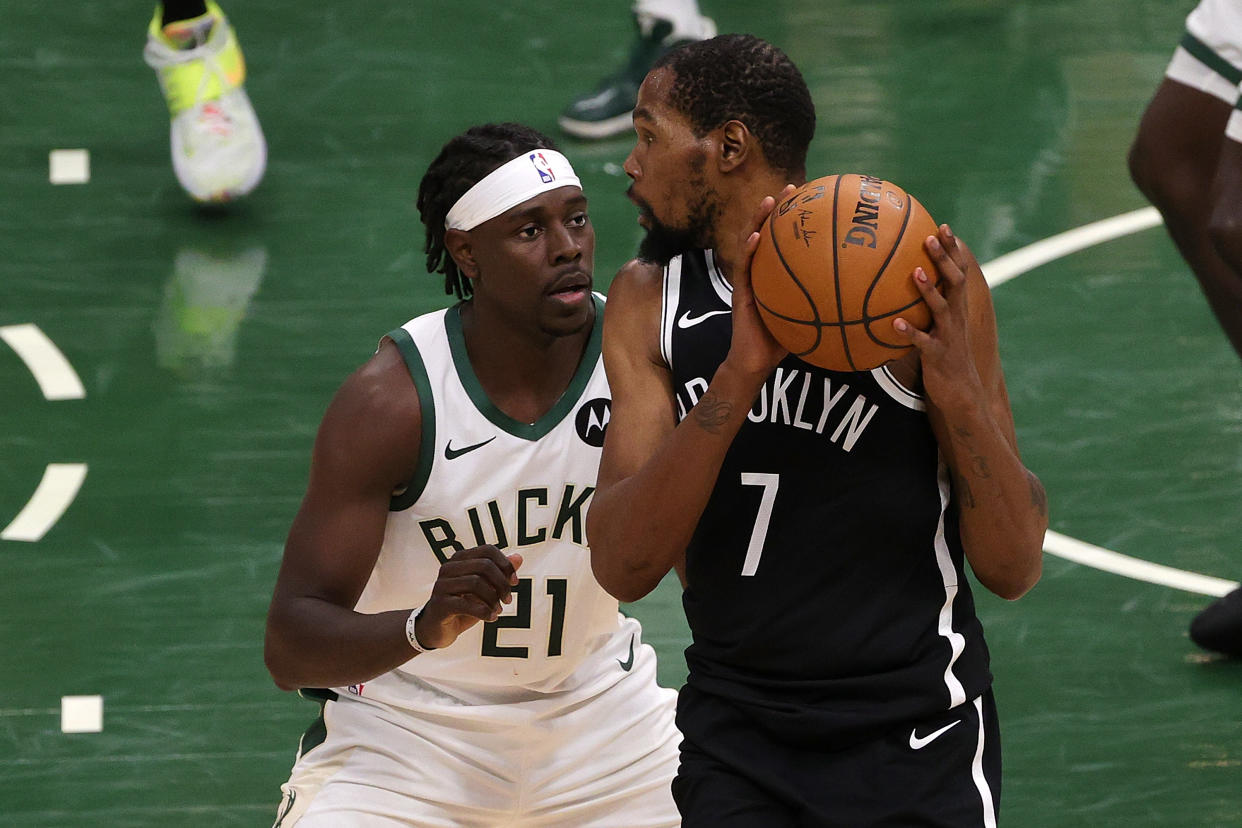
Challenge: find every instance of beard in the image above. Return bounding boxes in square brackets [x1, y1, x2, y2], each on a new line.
[637, 217, 700, 266]
[630, 181, 720, 266]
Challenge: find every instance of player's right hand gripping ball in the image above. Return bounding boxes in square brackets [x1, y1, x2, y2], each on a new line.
[750, 173, 939, 372]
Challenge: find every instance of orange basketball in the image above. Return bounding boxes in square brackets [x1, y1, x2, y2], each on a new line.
[750, 173, 940, 372]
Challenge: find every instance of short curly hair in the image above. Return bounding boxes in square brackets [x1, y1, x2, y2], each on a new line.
[416, 123, 559, 299]
[653, 34, 815, 178]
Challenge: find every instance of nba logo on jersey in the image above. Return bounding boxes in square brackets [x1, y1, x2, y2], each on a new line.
[530, 152, 556, 184]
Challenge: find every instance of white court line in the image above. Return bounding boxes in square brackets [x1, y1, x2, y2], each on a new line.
[984, 206, 1163, 288]
[0, 323, 86, 400]
[1044, 531, 1238, 597]
[2, 463, 89, 542]
[981, 207, 1237, 597]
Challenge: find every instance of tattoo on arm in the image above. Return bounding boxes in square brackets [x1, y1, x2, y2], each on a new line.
[953, 471, 976, 509]
[694, 392, 733, 434]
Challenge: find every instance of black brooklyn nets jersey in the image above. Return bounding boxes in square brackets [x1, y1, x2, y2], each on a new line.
[664, 249, 991, 747]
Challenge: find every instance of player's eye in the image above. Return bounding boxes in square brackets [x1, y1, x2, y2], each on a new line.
[517, 224, 541, 239]
[568, 213, 588, 228]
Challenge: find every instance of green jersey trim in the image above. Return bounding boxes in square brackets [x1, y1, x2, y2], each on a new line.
[386, 326, 437, 511]
[293, 687, 338, 761]
[444, 295, 604, 441]
[1181, 32, 1242, 86]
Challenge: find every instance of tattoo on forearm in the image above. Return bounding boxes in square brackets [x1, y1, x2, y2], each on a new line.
[954, 472, 977, 509]
[970, 454, 992, 480]
[694, 392, 733, 434]
[1026, 470, 1048, 516]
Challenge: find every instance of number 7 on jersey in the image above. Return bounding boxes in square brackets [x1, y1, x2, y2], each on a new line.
[739, 472, 779, 576]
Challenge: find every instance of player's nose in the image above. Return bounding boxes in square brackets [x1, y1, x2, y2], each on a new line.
[622, 150, 639, 181]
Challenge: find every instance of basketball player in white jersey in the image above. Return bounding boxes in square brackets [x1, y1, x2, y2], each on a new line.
[263, 123, 680, 827]
[1131, 0, 1242, 362]
[1130, 0, 1242, 657]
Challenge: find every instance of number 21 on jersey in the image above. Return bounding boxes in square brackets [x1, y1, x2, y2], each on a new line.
[481, 577, 567, 658]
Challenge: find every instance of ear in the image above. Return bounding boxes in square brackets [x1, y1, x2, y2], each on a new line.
[444, 228, 479, 280]
[718, 120, 753, 173]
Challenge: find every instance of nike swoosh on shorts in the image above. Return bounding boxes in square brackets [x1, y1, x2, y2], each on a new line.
[908, 719, 962, 750]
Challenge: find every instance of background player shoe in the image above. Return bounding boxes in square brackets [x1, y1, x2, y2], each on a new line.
[143, 1, 267, 202]
[1189, 586, 1242, 658]
[558, 13, 716, 140]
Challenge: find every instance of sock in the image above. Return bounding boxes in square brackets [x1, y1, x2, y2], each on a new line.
[633, 0, 712, 43]
[158, 2, 216, 50]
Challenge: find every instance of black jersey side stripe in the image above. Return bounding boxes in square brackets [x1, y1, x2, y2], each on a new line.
[971, 695, 999, 828]
[932, 461, 969, 707]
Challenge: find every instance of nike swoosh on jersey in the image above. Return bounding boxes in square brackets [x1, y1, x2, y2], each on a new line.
[617, 633, 636, 671]
[908, 719, 962, 750]
[444, 436, 496, 460]
[677, 309, 731, 329]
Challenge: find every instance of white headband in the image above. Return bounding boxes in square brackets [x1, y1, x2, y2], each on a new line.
[444, 149, 582, 231]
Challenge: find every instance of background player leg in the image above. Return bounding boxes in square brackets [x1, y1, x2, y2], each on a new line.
[558, 0, 715, 140]
[145, 1, 268, 202]
[1130, 85, 1242, 358]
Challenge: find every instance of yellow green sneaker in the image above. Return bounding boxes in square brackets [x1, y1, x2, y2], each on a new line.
[143, 2, 266, 202]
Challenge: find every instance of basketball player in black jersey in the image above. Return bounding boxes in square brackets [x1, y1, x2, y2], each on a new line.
[587, 34, 1049, 826]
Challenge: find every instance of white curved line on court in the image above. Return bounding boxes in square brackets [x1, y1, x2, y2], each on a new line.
[1, 464, 89, 542]
[983, 206, 1163, 289]
[0, 323, 86, 400]
[1044, 531, 1237, 597]
[981, 207, 1238, 597]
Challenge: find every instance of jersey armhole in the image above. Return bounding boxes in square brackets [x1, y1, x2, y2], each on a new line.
[871, 364, 926, 411]
[659, 256, 683, 369]
[384, 326, 436, 511]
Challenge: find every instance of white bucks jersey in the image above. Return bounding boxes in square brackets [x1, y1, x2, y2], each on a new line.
[346, 296, 618, 702]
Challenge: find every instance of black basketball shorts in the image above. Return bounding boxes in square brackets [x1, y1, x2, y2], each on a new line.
[673, 689, 1002, 827]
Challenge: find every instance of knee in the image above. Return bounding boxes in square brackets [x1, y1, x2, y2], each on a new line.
[1127, 135, 1157, 199]
[1208, 204, 1242, 273]
[1130, 141, 1212, 232]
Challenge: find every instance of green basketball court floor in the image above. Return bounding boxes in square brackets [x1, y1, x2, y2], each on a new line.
[2, 1, 1240, 824]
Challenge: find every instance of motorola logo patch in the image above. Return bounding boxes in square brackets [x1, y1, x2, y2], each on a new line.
[575, 398, 611, 447]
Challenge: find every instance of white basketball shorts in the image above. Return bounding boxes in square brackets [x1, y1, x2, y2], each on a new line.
[1166, 0, 1242, 141]
[272, 624, 680, 827]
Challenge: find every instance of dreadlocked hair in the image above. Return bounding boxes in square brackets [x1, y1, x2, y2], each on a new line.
[654, 34, 815, 179]
[416, 123, 560, 299]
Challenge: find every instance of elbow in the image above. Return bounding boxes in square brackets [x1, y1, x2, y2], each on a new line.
[586, 507, 657, 603]
[588, 536, 663, 603]
[982, 543, 1044, 601]
[590, 552, 658, 603]
[991, 567, 1041, 601]
[263, 625, 299, 692]
[967, 522, 1046, 601]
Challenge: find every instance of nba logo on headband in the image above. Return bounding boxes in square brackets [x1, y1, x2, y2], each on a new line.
[445, 149, 581, 231]
[530, 152, 556, 184]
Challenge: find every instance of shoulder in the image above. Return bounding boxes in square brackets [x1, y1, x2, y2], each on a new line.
[314, 338, 423, 488]
[337, 338, 421, 422]
[600, 259, 674, 383]
[608, 258, 665, 307]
